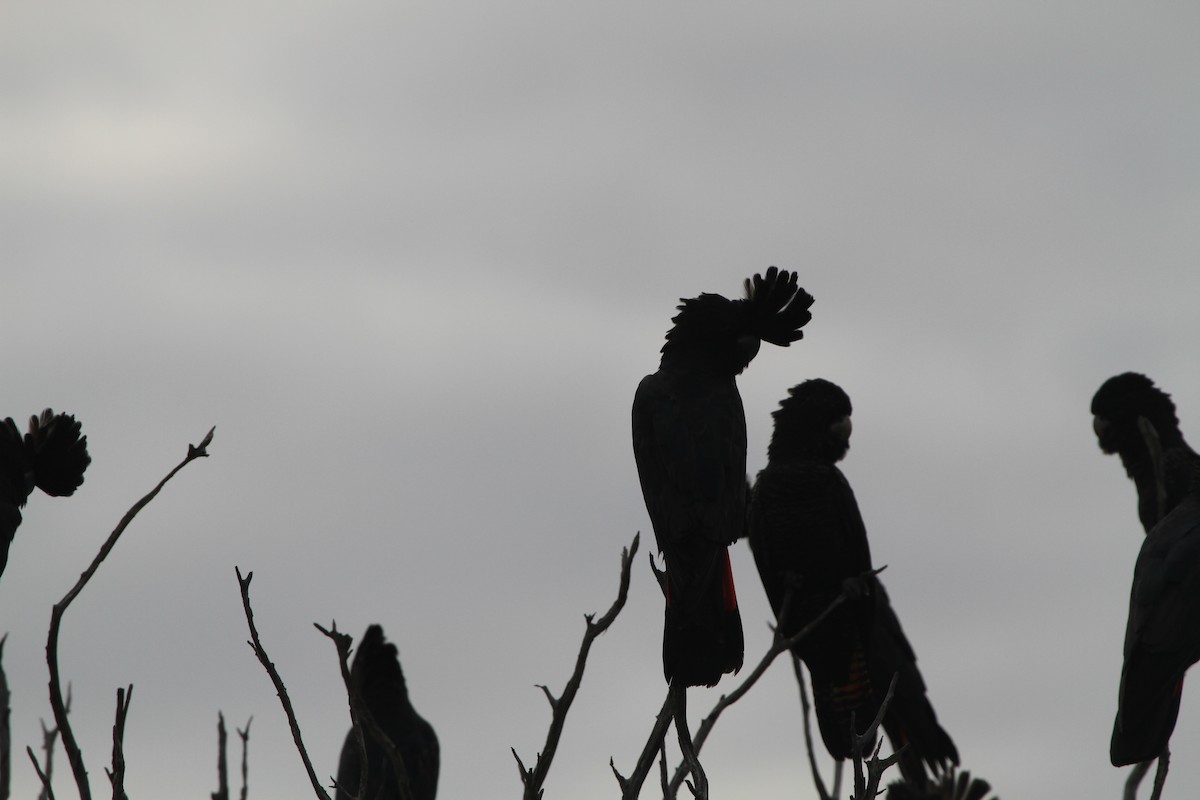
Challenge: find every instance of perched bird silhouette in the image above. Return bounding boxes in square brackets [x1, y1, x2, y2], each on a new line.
[335, 625, 439, 800]
[633, 267, 813, 687]
[749, 379, 875, 758]
[1111, 466, 1200, 767]
[1092, 372, 1200, 533]
[0, 409, 91, 581]
[750, 379, 956, 776]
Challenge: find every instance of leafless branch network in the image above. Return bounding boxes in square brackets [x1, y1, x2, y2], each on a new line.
[45, 427, 214, 800]
[512, 532, 639, 800]
[850, 673, 901, 800]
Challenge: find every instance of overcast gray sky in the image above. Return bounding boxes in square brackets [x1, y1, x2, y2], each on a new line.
[3, 2, 1200, 798]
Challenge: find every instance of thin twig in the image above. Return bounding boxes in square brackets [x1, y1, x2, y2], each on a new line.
[657, 740, 670, 799]
[38, 686, 70, 800]
[316, 623, 370, 799]
[26, 748, 56, 800]
[104, 685, 132, 800]
[315, 622, 415, 800]
[212, 712, 229, 800]
[665, 590, 850, 795]
[610, 689, 673, 799]
[0, 634, 9, 800]
[792, 656, 832, 800]
[513, 533, 639, 800]
[235, 567, 331, 800]
[237, 718, 252, 800]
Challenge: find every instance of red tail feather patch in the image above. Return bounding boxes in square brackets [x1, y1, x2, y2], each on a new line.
[720, 548, 738, 610]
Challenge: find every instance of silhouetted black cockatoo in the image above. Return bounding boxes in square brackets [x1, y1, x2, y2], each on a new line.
[336, 625, 439, 800]
[750, 379, 955, 776]
[1111, 466, 1200, 767]
[1092, 372, 1200, 533]
[0, 409, 91, 581]
[749, 379, 875, 758]
[633, 267, 814, 687]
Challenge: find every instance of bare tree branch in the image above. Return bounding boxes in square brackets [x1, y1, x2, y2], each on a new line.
[610, 689, 673, 799]
[315, 621, 415, 800]
[46, 427, 214, 800]
[235, 567, 331, 800]
[791, 656, 833, 800]
[38, 686, 70, 800]
[850, 673, 901, 800]
[657, 741, 669, 799]
[513, 532, 639, 800]
[0, 634, 9, 800]
[26, 748, 55, 800]
[212, 712, 229, 800]
[104, 685, 132, 800]
[236, 718, 252, 800]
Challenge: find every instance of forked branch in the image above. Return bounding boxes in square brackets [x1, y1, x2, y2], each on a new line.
[46, 427, 214, 800]
[513, 533, 639, 800]
[236, 568, 331, 800]
[850, 673, 901, 800]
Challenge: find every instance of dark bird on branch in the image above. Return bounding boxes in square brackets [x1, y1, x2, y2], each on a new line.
[335, 625, 439, 800]
[750, 380, 957, 779]
[633, 267, 814, 687]
[0, 409, 90, 581]
[1111, 466, 1200, 767]
[1092, 372, 1200, 533]
[748, 379, 875, 758]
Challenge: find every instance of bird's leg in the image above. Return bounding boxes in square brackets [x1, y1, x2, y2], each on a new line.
[671, 682, 708, 800]
[1148, 747, 1169, 800]
[1123, 759, 1151, 800]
